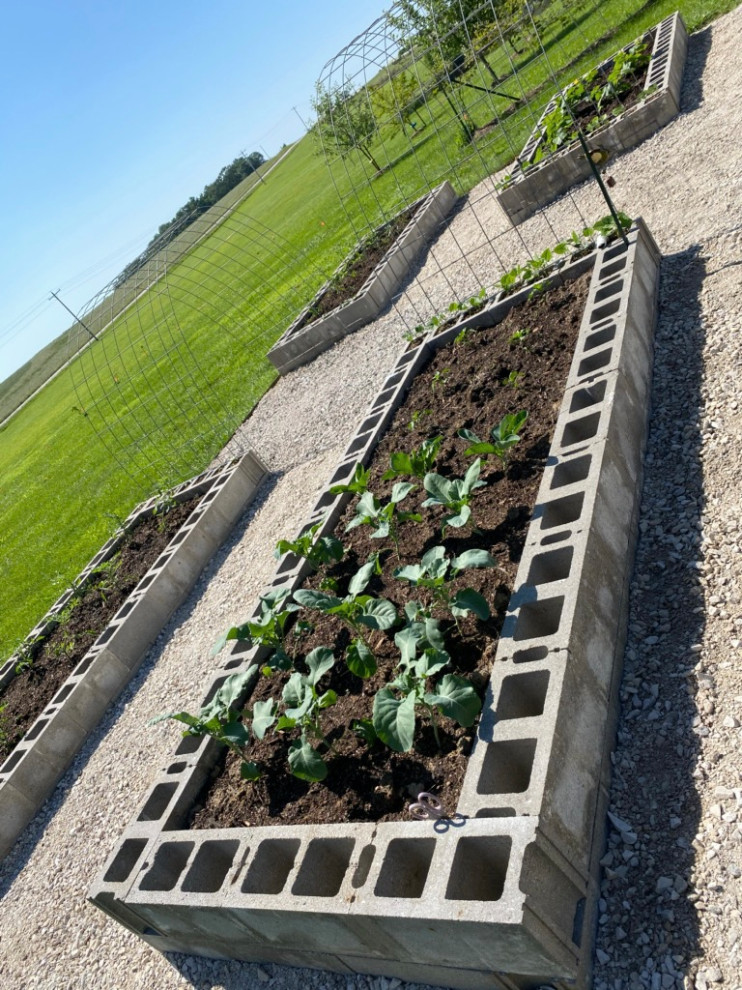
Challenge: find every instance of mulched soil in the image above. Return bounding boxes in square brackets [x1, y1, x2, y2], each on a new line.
[190, 269, 591, 830]
[0, 498, 199, 762]
[301, 206, 417, 323]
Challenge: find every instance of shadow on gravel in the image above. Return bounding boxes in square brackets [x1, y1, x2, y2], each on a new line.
[681, 23, 713, 114]
[0, 470, 284, 899]
[593, 245, 707, 989]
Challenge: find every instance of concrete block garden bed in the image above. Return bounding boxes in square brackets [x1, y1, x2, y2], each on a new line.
[0, 451, 266, 861]
[497, 12, 687, 225]
[90, 221, 660, 989]
[267, 181, 457, 375]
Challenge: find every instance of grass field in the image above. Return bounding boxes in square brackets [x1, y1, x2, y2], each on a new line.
[0, 0, 735, 659]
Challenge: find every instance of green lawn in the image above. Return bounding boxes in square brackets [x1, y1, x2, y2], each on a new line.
[0, 0, 735, 659]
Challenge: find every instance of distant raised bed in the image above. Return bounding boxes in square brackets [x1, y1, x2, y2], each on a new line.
[496, 12, 687, 225]
[0, 451, 266, 861]
[267, 181, 457, 375]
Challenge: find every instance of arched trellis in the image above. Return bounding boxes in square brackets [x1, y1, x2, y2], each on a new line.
[66, 205, 332, 488]
[314, 0, 634, 333]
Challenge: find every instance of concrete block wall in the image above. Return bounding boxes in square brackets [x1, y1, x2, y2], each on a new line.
[497, 13, 687, 225]
[267, 181, 458, 375]
[90, 222, 660, 989]
[0, 451, 267, 862]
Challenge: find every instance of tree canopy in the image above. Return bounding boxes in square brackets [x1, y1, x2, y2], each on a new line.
[312, 84, 382, 172]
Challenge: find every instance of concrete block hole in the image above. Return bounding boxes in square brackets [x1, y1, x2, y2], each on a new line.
[140, 841, 193, 891]
[476, 739, 537, 794]
[242, 838, 299, 894]
[182, 839, 240, 893]
[292, 837, 355, 897]
[526, 547, 573, 586]
[540, 492, 584, 529]
[103, 838, 148, 883]
[550, 454, 591, 489]
[496, 670, 550, 720]
[445, 836, 511, 901]
[514, 596, 564, 641]
[374, 838, 435, 898]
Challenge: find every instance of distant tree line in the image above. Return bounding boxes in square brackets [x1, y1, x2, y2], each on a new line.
[113, 151, 265, 287]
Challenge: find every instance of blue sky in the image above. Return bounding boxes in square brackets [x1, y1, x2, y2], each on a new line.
[0, 0, 388, 380]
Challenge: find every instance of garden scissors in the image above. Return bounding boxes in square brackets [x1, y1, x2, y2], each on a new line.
[408, 791, 446, 820]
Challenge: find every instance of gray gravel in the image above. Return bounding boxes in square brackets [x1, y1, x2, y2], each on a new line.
[2, 7, 742, 988]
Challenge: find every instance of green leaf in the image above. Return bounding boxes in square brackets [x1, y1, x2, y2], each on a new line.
[222, 720, 251, 748]
[240, 761, 262, 781]
[373, 689, 416, 752]
[200, 668, 255, 722]
[352, 717, 378, 747]
[282, 673, 313, 719]
[394, 562, 425, 584]
[346, 638, 377, 678]
[294, 589, 343, 612]
[451, 588, 490, 620]
[415, 647, 450, 679]
[425, 674, 482, 727]
[359, 597, 397, 630]
[462, 440, 496, 457]
[444, 505, 471, 529]
[462, 458, 484, 494]
[391, 481, 415, 503]
[389, 451, 414, 476]
[317, 689, 338, 709]
[305, 647, 335, 686]
[349, 558, 377, 597]
[288, 738, 328, 781]
[451, 549, 496, 571]
[422, 472, 451, 505]
[251, 700, 277, 740]
[276, 715, 297, 731]
[457, 427, 481, 444]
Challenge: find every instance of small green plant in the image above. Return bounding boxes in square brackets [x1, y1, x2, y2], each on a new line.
[458, 410, 528, 468]
[509, 328, 530, 345]
[394, 545, 498, 623]
[372, 640, 481, 752]
[0, 703, 11, 749]
[454, 328, 472, 347]
[502, 370, 523, 388]
[329, 462, 370, 496]
[431, 368, 450, 390]
[149, 668, 263, 781]
[294, 557, 397, 678]
[274, 647, 340, 782]
[14, 635, 43, 675]
[422, 459, 487, 534]
[345, 483, 422, 555]
[274, 520, 344, 573]
[151, 486, 178, 531]
[407, 409, 431, 431]
[382, 436, 442, 482]
[213, 587, 300, 671]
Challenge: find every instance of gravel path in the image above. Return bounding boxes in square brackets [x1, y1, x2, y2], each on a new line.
[2, 7, 742, 988]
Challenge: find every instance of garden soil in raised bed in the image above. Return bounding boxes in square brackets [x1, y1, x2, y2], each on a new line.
[0, 498, 199, 762]
[190, 269, 590, 831]
[304, 207, 417, 323]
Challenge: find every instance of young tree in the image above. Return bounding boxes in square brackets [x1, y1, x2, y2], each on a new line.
[312, 84, 382, 172]
[371, 71, 424, 137]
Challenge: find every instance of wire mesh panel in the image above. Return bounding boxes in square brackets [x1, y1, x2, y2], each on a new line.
[313, 0, 658, 335]
[66, 207, 331, 488]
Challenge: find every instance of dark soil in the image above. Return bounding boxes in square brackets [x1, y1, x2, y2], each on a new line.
[0, 498, 199, 762]
[190, 270, 591, 831]
[303, 206, 418, 323]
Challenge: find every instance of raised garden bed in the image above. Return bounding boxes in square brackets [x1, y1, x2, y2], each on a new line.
[267, 181, 457, 375]
[496, 12, 687, 225]
[0, 450, 266, 861]
[90, 220, 660, 989]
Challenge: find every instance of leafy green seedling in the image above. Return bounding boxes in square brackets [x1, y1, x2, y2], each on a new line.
[212, 587, 300, 671]
[509, 328, 530, 345]
[458, 410, 528, 469]
[502, 370, 523, 388]
[294, 556, 398, 678]
[407, 409, 431, 431]
[382, 436, 442, 482]
[346, 482, 421, 556]
[149, 668, 263, 781]
[431, 368, 450, 390]
[274, 520, 344, 573]
[329, 462, 370, 496]
[422, 459, 487, 534]
[394, 545, 497, 623]
[372, 638, 481, 752]
[277, 647, 338, 782]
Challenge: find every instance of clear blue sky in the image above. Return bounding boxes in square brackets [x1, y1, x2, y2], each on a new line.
[0, 0, 389, 380]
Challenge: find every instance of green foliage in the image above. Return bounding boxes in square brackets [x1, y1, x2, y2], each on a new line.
[458, 410, 528, 467]
[213, 587, 300, 671]
[431, 368, 450, 390]
[382, 436, 442, 481]
[346, 483, 422, 554]
[274, 520, 344, 573]
[277, 647, 338, 782]
[422, 458, 487, 534]
[149, 668, 262, 781]
[329, 462, 370, 496]
[394, 545, 497, 622]
[407, 409, 431, 430]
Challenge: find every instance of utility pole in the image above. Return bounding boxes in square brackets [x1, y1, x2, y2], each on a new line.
[292, 105, 310, 131]
[49, 290, 100, 342]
